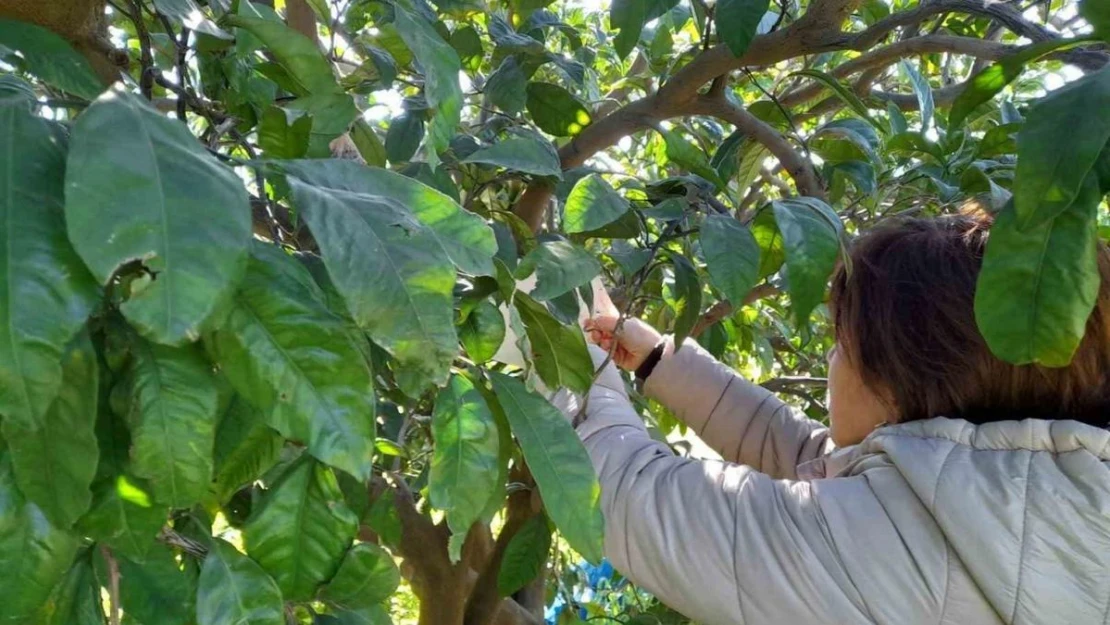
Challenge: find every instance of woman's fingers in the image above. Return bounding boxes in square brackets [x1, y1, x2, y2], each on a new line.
[586, 314, 621, 334]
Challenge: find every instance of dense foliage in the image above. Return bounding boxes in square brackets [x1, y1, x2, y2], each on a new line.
[0, 0, 1107, 623]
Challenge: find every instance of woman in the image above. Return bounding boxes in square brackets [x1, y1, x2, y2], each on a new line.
[565, 213, 1110, 625]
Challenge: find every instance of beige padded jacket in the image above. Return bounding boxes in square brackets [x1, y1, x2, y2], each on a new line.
[563, 340, 1110, 625]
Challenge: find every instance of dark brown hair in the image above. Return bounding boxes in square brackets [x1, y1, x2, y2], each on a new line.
[829, 211, 1110, 427]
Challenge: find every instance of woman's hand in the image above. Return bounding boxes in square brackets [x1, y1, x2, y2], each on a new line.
[584, 315, 663, 371]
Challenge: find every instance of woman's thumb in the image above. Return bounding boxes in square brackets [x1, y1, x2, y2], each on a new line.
[586, 314, 621, 334]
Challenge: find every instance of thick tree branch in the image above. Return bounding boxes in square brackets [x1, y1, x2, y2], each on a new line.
[285, 0, 317, 40]
[688, 96, 824, 199]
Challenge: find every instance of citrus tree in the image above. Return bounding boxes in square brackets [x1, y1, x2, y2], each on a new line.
[0, 0, 1107, 623]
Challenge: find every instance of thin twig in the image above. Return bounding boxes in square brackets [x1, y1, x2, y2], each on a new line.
[128, 0, 155, 99]
[101, 545, 121, 625]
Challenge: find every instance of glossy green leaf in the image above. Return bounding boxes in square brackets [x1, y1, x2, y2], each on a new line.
[791, 69, 882, 131]
[526, 82, 592, 137]
[463, 136, 562, 177]
[488, 372, 603, 563]
[118, 546, 195, 625]
[716, 0, 771, 58]
[771, 198, 842, 324]
[212, 396, 284, 502]
[487, 57, 531, 114]
[668, 253, 702, 348]
[66, 89, 251, 345]
[514, 293, 594, 394]
[1013, 66, 1110, 230]
[0, 453, 80, 622]
[701, 215, 760, 307]
[244, 455, 358, 600]
[736, 140, 770, 193]
[0, 19, 103, 99]
[3, 330, 98, 528]
[77, 475, 166, 562]
[459, 301, 506, 364]
[259, 106, 312, 159]
[225, 15, 339, 95]
[564, 174, 630, 234]
[517, 240, 601, 301]
[283, 160, 496, 276]
[752, 208, 785, 279]
[319, 542, 400, 609]
[351, 120, 388, 167]
[662, 131, 726, 189]
[899, 60, 934, 130]
[976, 181, 1101, 367]
[204, 243, 376, 481]
[0, 103, 98, 430]
[126, 338, 218, 508]
[385, 112, 425, 163]
[319, 605, 393, 625]
[610, 0, 679, 59]
[429, 375, 500, 546]
[497, 514, 552, 596]
[153, 0, 231, 38]
[949, 37, 1097, 128]
[197, 539, 284, 625]
[366, 495, 402, 549]
[392, 0, 463, 158]
[33, 549, 102, 625]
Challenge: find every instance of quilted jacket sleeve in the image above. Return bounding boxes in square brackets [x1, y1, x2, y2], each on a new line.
[643, 338, 830, 479]
[570, 347, 875, 625]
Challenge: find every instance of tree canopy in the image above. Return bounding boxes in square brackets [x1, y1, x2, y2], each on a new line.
[0, 0, 1107, 623]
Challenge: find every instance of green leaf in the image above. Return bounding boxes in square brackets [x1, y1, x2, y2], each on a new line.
[668, 253, 702, 348]
[77, 475, 166, 562]
[526, 82, 592, 137]
[610, 0, 679, 59]
[976, 182, 1101, 367]
[487, 57, 531, 114]
[204, 244, 376, 481]
[0, 19, 103, 99]
[1083, 0, 1110, 41]
[716, 0, 771, 58]
[497, 514, 552, 596]
[366, 495, 402, 549]
[319, 543, 400, 609]
[126, 338, 218, 508]
[949, 37, 1097, 128]
[516, 240, 601, 301]
[976, 123, 1020, 158]
[887, 101, 908, 134]
[212, 396, 284, 502]
[244, 455, 358, 600]
[488, 372, 603, 563]
[514, 293, 594, 393]
[259, 106, 312, 159]
[153, 0, 231, 39]
[197, 538, 285, 625]
[899, 60, 934, 130]
[385, 112, 425, 163]
[284, 175, 456, 394]
[771, 198, 842, 324]
[224, 15, 339, 95]
[66, 89, 251, 345]
[736, 140, 769, 193]
[286, 93, 361, 158]
[701, 215, 760, 307]
[0, 453, 80, 622]
[0, 104, 98, 430]
[791, 69, 883, 132]
[564, 175, 630, 234]
[463, 136, 563, 178]
[392, 0, 463, 158]
[1013, 66, 1110, 230]
[319, 605, 393, 625]
[662, 131, 726, 189]
[351, 120, 388, 167]
[711, 130, 746, 183]
[3, 330, 98, 528]
[283, 160, 496, 276]
[459, 301, 506, 364]
[118, 546, 195, 625]
[33, 549, 103, 625]
[429, 375, 500, 546]
[752, 208, 784, 279]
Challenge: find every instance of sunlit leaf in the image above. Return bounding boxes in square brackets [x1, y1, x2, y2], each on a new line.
[463, 135, 563, 178]
[526, 82, 592, 137]
[701, 215, 760, 307]
[564, 174, 630, 234]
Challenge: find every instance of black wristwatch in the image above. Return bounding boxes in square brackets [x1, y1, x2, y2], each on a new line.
[634, 341, 667, 381]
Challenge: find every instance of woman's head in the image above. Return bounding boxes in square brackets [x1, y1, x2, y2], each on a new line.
[825, 210, 1110, 447]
